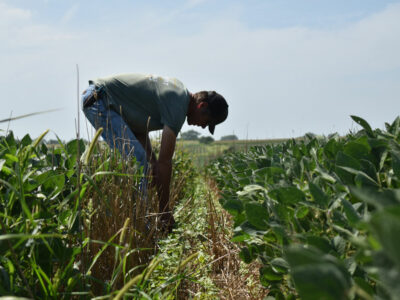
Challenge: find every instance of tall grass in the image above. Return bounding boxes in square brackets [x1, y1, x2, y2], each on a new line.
[81, 139, 160, 295]
[0, 128, 196, 298]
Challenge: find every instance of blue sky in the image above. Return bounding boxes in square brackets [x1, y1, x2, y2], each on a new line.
[1, 0, 400, 140]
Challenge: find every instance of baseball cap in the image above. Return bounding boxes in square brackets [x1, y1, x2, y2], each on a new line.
[205, 91, 228, 134]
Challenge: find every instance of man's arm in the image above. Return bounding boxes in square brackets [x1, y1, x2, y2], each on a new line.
[155, 126, 176, 218]
[134, 132, 157, 166]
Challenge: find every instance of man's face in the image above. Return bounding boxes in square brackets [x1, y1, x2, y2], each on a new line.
[187, 102, 211, 129]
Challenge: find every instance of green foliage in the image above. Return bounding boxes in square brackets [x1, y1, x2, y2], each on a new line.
[220, 134, 238, 141]
[198, 136, 214, 144]
[208, 116, 400, 299]
[0, 131, 87, 297]
[180, 130, 201, 140]
[0, 130, 198, 298]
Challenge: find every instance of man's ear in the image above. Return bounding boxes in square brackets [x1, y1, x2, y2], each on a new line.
[197, 102, 208, 110]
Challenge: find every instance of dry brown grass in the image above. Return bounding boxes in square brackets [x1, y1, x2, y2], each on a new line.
[81, 147, 163, 295]
[78, 143, 196, 296]
[205, 179, 269, 300]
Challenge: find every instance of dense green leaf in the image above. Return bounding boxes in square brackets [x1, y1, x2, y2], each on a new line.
[324, 139, 342, 160]
[370, 206, 400, 267]
[341, 199, 361, 225]
[295, 206, 309, 219]
[260, 266, 283, 285]
[335, 151, 361, 184]
[306, 236, 333, 254]
[349, 186, 400, 208]
[245, 202, 269, 230]
[343, 139, 370, 161]
[285, 246, 351, 300]
[222, 199, 243, 217]
[269, 186, 306, 204]
[270, 258, 289, 274]
[208, 115, 400, 299]
[41, 172, 65, 195]
[359, 159, 378, 182]
[239, 247, 254, 264]
[332, 236, 346, 255]
[253, 166, 284, 183]
[309, 182, 330, 208]
[351, 115, 374, 137]
[66, 139, 85, 156]
[391, 151, 400, 178]
[337, 166, 379, 187]
[21, 134, 33, 147]
[388, 116, 400, 136]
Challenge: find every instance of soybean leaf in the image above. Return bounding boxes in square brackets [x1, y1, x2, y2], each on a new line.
[66, 139, 85, 156]
[253, 166, 284, 183]
[351, 115, 374, 137]
[359, 159, 378, 182]
[341, 199, 361, 225]
[337, 166, 379, 187]
[369, 206, 400, 267]
[350, 186, 400, 209]
[245, 202, 269, 230]
[389, 116, 400, 136]
[306, 236, 333, 254]
[222, 199, 243, 217]
[315, 166, 337, 184]
[270, 258, 289, 274]
[269, 186, 306, 204]
[391, 151, 400, 178]
[332, 236, 346, 255]
[41, 173, 65, 195]
[335, 151, 361, 184]
[324, 139, 342, 160]
[285, 246, 352, 300]
[21, 134, 32, 147]
[309, 182, 330, 208]
[343, 140, 370, 161]
[295, 206, 309, 219]
[260, 266, 283, 285]
[239, 247, 254, 264]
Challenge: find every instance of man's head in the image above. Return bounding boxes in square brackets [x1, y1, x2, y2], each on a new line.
[187, 91, 228, 134]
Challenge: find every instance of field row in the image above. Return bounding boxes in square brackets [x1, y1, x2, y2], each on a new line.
[208, 116, 400, 299]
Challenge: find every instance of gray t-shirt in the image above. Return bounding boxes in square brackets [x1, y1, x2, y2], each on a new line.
[91, 73, 190, 136]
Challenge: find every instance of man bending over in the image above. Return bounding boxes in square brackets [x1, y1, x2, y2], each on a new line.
[81, 73, 228, 229]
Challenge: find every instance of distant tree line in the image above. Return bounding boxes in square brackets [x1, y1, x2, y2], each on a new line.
[220, 134, 238, 141]
[179, 130, 238, 144]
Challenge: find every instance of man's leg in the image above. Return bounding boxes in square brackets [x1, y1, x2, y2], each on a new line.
[82, 85, 148, 183]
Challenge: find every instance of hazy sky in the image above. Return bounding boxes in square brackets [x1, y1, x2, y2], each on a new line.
[1, 0, 400, 141]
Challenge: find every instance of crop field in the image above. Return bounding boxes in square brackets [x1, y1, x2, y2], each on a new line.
[177, 138, 289, 168]
[1, 115, 400, 299]
[208, 116, 400, 299]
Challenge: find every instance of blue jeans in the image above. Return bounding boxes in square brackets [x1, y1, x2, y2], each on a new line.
[82, 84, 148, 191]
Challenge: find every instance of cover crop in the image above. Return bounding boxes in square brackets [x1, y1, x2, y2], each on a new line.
[0, 129, 196, 298]
[208, 116, 400, 300]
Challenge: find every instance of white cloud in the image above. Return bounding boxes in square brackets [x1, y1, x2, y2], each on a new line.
[1, 1, 400, 140]
[0, 1, 79, 49]
[0, 2, 31, 24]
